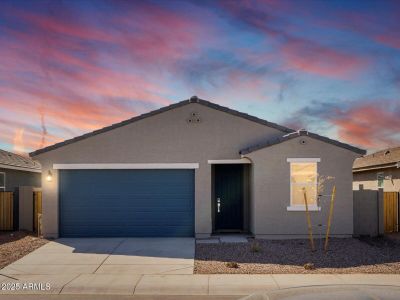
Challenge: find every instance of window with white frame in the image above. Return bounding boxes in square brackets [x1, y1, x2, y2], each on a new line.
[377, 172, 384, 188]
[0, 172, 5, 191]
[287, 158, 320, 211]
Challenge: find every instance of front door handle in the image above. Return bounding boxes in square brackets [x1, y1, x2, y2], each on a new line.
[217, 198, 221, 213]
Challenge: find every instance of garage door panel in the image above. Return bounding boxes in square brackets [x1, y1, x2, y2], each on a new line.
[61, 226, 194, 237]
[64, 196, 193, 210]
[61, 212, 194, 225]
[59, 169, 194, 237]
[62, 201, 193, 210]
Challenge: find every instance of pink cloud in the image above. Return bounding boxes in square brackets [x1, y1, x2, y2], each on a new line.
[0, 3, 216, 151]
[375, 34, 400, 50]
[331, 102, 400, 149]
[280, 38, 368, 79]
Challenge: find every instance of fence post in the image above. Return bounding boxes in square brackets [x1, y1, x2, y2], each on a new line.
[13, 188, 19, 231]
[378, 188, 384, 236]
[18, 186, 34, 231]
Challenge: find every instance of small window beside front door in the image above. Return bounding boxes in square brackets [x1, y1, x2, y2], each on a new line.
[0, 172, 5, 191]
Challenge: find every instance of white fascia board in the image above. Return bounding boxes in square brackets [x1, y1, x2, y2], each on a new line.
[207, 158, 251, 164]
[286, 158, 321, 163]
[53, 163, 199, 170]
[0, 163, 41, 173]
[287, 205, 321, 212]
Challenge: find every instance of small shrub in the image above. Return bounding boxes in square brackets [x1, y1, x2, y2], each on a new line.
[225, 261, 239, 268]
[304, 262, 315, 270]
[250, 241, 261, 253]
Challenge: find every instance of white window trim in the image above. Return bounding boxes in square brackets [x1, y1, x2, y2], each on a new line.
[287, 204, 321, 211]
[287, 158, 320, 212]
[53, 163, 199, 170]
[0, 172, 5, 191]
[286, 158, 321, 163]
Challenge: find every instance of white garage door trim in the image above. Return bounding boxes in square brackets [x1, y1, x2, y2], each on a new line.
[53, 163, 199, 169]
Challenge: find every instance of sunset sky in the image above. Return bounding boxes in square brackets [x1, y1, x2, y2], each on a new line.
[1, 0, 399, 155]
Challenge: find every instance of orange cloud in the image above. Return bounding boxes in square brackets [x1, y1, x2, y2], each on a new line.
[0, 4, 209, 151]
[331, 102, 400, 150]
[12, 128, 26, 155]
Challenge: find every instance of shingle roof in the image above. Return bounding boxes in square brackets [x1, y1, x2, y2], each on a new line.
[0, 149, 41, 171]
[353, 146, 400, 171]
[30, 96, 295, 156]
[239, 129, 366, 155]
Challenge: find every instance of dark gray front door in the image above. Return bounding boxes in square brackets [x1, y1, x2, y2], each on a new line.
[214, 164, 244, 231]
[59, 169, 194, 237]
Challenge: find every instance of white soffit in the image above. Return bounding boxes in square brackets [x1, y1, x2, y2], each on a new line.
[207, 158, 252, 164]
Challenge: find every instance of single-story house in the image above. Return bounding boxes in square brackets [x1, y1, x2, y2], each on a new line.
[30, 97, 365, 238]
[353, 146, 400, 192]
[0, 149, 41, 191]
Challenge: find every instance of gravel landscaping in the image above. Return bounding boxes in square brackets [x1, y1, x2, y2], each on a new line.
[195, 237, 400, 274]
[0, 231, 48, 269]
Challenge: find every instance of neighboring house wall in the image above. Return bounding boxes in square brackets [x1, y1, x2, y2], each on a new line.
[33, 103, 286, 238]
[0, 168, 41, 191]
[353, 168, 400, 192]
[244, 136, 359, 238]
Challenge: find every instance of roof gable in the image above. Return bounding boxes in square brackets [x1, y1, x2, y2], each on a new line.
[240, 129, 366, 155]
[30, 96, 294, 157]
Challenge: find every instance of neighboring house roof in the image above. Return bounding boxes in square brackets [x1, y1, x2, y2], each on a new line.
[30, 96, 295, 156]
[353, 146, 400, 172]
[239, 129, 366, 155]
[0, 149, 41, 172]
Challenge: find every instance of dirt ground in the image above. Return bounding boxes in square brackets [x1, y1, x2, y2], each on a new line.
[195, 237, 400, 274]
[0, 231, 48, 269]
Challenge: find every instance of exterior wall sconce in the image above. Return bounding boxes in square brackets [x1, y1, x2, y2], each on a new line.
[46, 170, 53, 182]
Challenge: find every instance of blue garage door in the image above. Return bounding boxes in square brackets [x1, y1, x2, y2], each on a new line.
[59, 169, 194, 237]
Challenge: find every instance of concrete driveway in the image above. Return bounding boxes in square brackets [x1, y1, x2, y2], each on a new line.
[0, 238, 194, 276]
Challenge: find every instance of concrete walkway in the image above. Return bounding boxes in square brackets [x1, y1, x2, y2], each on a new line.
[1, 274, 400, 296]
[0, 238, 195, 276]
[1, 238, 400, 296]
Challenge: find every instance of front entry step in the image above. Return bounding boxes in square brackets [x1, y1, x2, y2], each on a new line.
[196, 235, 250, 244]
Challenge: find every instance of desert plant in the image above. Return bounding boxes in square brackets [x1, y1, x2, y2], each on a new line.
[317, 174, 335, 196]
[303, 262, 315, 270]
[250, 241, 262, 253]
[225, 261, 239, 268]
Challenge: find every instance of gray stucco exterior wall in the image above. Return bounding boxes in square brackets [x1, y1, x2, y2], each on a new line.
[33, 103, 286, 238]
[244, 136, 360, 238]
[0, 168, 41, 191]
[353, 168, 400, 192]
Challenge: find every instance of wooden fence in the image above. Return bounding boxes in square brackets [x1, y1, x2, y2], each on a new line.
[33, 191, 42, 233]
[384, 192, 399, 233]
[0, 192, 13, 230]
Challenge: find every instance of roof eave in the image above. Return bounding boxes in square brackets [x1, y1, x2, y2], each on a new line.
[353, 161, 400, 173]
[0, 163, 41, 173]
